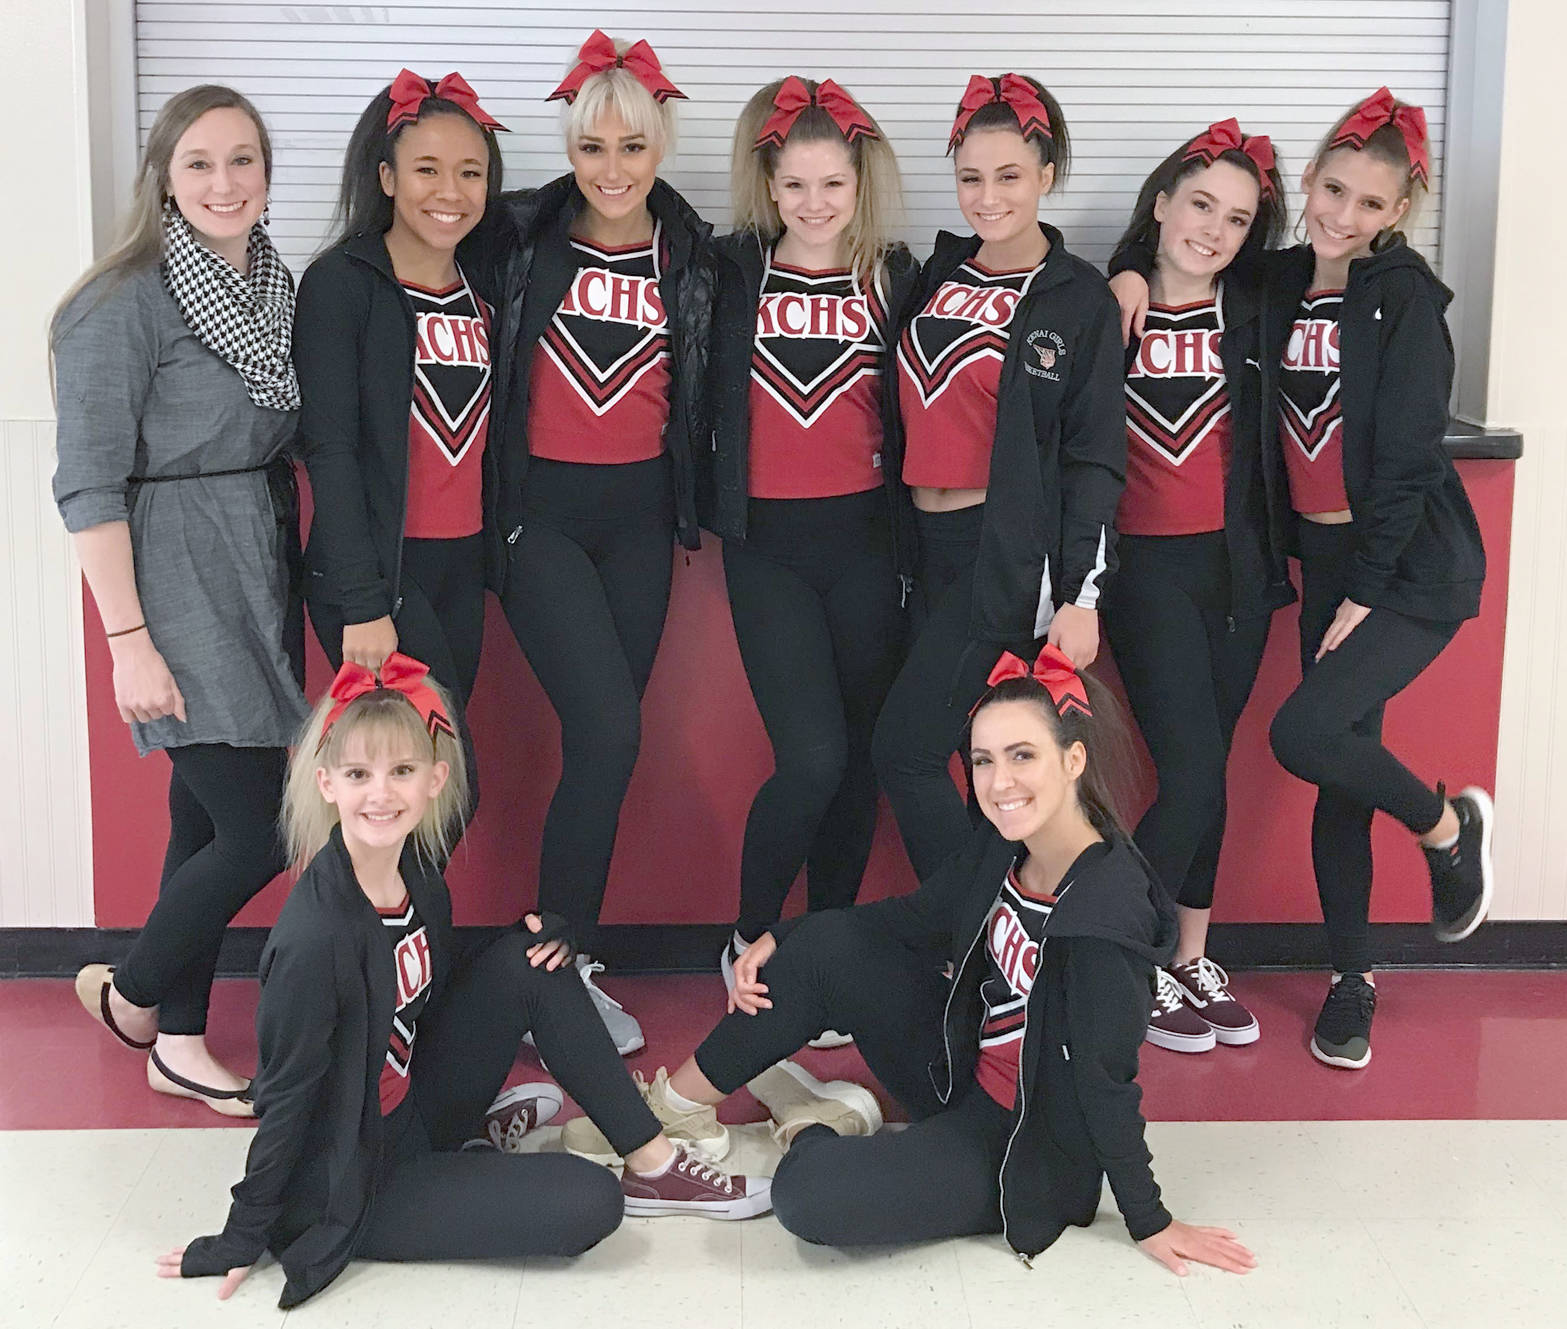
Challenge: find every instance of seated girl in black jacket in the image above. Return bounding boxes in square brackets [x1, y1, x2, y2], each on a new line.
[562, 648, 1255, 1276]
[158, 654, 769, 1309]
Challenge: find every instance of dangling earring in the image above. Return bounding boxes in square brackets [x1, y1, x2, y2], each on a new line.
[261, 202, 272, 227]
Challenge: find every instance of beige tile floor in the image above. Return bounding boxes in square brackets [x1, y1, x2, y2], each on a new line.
[3, 1120, 1563, 1329]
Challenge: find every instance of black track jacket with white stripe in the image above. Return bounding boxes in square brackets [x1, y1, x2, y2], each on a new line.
[904, 225, 1127, 643]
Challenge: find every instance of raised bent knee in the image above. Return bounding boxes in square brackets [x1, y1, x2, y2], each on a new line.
[1268, 697, 1328, 784]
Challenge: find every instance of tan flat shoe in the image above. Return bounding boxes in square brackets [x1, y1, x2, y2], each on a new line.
[147, 1050, 256, 1119]
[74, 964, 156, 1050]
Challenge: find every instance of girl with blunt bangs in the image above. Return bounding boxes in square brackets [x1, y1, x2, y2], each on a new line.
[872, 73, 1128, 882]
[564, 649, 1255, 1276]
[482, 32, 715, 1056]
[293, 69, 509, 844]
[1111, 89, 1494, 1072]
[705, 78, 919, 1034]
[1099, 121, 1293, 1056]
[161, 658, 769, 1309]
[54, 84, 308, 1116]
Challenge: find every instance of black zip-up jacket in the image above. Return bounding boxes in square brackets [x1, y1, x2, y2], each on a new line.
[480, 175, 715, 580]
[704, 231, 922, 583]
[1115, 277, 1295, 621]
[293, 231, 500, 623]
[773, 826, 1177, 1255]
[178, 827, 455, 1308]
[1112, 236, 1484, 622]
[907, 226, 1127, 643]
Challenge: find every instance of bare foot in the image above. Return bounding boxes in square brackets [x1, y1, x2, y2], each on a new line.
[152, 1034, 250, 1095]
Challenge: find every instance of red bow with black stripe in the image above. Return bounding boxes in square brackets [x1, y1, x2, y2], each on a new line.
[949, 74, 1052, 153]
[1329, 87, 1430, 185]
[319, 653, 455, 752]
[979, 644, 1093, 719]
[547, 30, 687, 105]
[1183, 118, 1277, 200]
[755, 77, 879, 149]
[386, 69, 507, 133]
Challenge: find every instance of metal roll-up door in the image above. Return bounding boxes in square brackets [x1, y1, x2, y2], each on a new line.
[135, 1, 1450, 275]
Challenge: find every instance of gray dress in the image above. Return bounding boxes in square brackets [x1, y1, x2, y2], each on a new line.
[52, 265, 310, 756]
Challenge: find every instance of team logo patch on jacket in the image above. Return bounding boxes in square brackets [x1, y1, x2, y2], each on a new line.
[751, 259, 886, 426]
[897, 259, 1045, 405]
[540, 224, 671, 416]
[1126, 297, 1229, 465]
[1279, 290, 1343, 461]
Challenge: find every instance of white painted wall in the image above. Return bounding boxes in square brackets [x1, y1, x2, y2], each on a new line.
[0, 0, 97, 925]
[1487, 2, 1567, 920]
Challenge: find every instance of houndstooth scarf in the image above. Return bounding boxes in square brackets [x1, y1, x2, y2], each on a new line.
[160, 205, 300, 412]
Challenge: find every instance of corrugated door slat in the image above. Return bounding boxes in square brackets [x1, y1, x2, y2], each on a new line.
[135, 1, 1449, 274]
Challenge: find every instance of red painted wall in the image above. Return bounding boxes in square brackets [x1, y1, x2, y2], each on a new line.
[85, 461, 1513, 931]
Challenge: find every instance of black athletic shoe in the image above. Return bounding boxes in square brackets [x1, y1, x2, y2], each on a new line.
[1425, 786, 1495, 943]
[1310, 974, 1378, 1070]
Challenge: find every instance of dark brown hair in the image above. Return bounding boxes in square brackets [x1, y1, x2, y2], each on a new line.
[951, 74, 1071, 183]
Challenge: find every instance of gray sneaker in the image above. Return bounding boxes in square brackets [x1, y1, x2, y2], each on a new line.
[577, 955, 644, 1056]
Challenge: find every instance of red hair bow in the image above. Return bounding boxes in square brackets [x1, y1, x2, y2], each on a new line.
[981, 645, 1092, 719]
[547, 30, 687, 105]
[949, 73, 1052, 153]
[386, 69, 507, 133]
[1329, 87, 1430, 185]
[755, 76, 879, 149]
[319, 652, 454, 752]
[1183, 118, 1277, 200]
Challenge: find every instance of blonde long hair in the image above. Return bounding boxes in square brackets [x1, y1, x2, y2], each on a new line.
[731, 78, 903, 283]
[50, 85, 273, 342]
[283, 684, 469, 871]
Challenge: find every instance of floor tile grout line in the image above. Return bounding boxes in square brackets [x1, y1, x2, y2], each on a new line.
[1355, 1213, 1433, 1329]
[48, 1129, 165, 1329]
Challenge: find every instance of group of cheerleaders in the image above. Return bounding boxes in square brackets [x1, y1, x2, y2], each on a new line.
[49, 28, 1495, 1307]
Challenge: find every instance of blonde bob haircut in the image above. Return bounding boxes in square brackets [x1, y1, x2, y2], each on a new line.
[283, 683, 469, 872]
[731, 78, 903, 284]
[561, 38, 677, 156]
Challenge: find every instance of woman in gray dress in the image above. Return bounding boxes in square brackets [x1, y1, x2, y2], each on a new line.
[52, 85, 309, 1115]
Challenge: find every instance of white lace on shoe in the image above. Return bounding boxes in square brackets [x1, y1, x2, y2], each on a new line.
[576, 957, 626, 1011]
[674, 1146, 736, 1194]
[1153, 967, 1187, 1014]
[487, 1111, 532, 1153]
[1186, 956, 1233, 1004]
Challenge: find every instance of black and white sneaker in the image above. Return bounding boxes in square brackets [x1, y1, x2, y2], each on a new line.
[1426, 786, 1495, 943]
[1310, 974, 1377, 1070]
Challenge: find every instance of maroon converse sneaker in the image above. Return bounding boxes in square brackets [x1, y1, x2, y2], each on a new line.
[1145, 967, 1217, 1053]
[463, 1081, 565, 1153]
[1168, 957, 1260, 1046]
[621, 1144, 772, 1220]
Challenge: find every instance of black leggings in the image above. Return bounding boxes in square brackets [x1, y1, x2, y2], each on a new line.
[872, 505, 1010, 879]
[309, 533, 486, 822]
[696, 909, 1014, 1245]
[114, 744, 288, 1034]
[500, 457, 675, 947]
[1104, 533, 1270, 910]
[724, 492, 906, 941]
[357, 930, 662, 1263]
[1268, 521, 1457, 974]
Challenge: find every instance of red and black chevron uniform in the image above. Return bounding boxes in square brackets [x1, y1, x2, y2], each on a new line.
[1278, 289, 1349, 515]
[897, 257, 1045, 490]
[377, 892, 433, 1116]
[1118, 297, 1230, 535]
[974, 866, 1060, 1110]
[527, 225, 671, 464]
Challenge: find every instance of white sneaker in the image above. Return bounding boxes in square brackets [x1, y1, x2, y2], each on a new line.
[807, 1030, 854, 1049]
[746, 1058, 882, 1148]
[719, 935, 742, 997]
[577, 954, 644, 1056]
